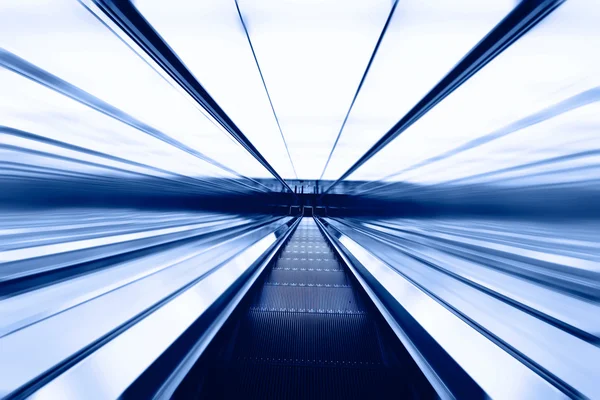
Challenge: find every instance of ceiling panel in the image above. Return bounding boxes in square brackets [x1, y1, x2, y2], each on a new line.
[0, 0, 273, 181]
[135, 0, 297, 179]
[345, 0, 600, 192]
[236, 0, 392, 179]
[321, 0, 516, 180]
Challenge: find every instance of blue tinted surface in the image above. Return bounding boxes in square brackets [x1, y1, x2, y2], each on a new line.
[1, 1, 599, 399]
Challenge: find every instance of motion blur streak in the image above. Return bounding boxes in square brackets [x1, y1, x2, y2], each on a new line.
[0, 0, 599, 399]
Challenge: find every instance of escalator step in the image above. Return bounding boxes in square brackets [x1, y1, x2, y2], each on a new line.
[280, 248, 334, 257]
[285, 243, 330, 251]
[252, 285, 365, 312]
[232, 310, 383, 365]
[275, 258, 341, 269]
[202, 363, 413, 400]
[286, 237, 329, 244]
[179, 219, 430, 400]
[267, 268, 349, 285]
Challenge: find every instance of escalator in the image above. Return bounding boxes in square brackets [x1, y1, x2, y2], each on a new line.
[173, 217, 435, 399]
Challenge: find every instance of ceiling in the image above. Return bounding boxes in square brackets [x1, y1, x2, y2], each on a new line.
[2, 0, 598, 191]
[133, 0, 529, 181]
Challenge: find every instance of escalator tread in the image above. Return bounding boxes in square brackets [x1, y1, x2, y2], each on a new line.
[189, 218, 424, 399]
[252, 285, 366, 312]
[275, 258, 342, 269]
[232, 310, 382, 364]
[201, 363, 414, 400]
[267, 268, 349, 285]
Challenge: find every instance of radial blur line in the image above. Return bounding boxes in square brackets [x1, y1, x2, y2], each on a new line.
[0, 126, 252, 195]
[0, 50, 270, 194]
[0, 140, 247, 197]
[0, 51, 220, 173]
[89, 0, 295, 194]
[0, 217, 295, 399]
[235, 0, 298, 180]
[321, 0, 566, 195]
[352, 86, 600, 195]
[383, 150, 600, 199]
[349, 218, 600, 341]
[318, 0, 399, 180]
[320, 218, 568, 399]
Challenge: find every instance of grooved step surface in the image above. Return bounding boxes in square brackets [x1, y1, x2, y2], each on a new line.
[287, 237, 329, 243]
[185, 218, 429, 400]
[275, 258, 341, 269]
[267, 269, 349, 285]
[233, 311, 383, 365]
[285, 242, 330, 248]
[281, 249, 334, 256]
[202, 363, 413, 400]
[252, 285, 365, 312]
